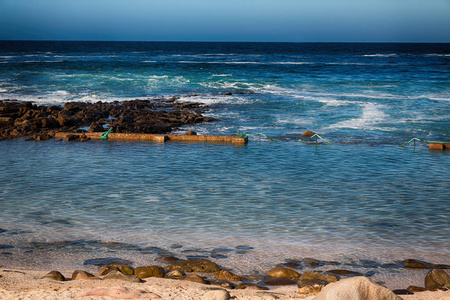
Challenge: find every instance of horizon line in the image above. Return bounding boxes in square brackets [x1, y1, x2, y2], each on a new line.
[1, 39, 450, 44]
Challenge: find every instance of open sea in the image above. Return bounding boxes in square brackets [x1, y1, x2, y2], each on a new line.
[0, 41, 449, 288]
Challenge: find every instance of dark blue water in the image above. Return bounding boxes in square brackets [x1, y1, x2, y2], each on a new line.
[0, 42, 449, 283]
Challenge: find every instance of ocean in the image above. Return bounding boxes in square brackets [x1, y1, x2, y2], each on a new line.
[0, 41, 449, 288]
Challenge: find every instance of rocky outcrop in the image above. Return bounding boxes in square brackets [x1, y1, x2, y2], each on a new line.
[0, 99, 213, 141]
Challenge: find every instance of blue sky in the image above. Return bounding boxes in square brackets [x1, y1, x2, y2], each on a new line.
[0, 0, 449, 42]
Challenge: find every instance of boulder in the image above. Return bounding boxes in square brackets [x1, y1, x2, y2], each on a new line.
[313, 276, 402, 300]
[167, 259, 220, 273]
[99, 265, 119, 276]
[201, 289, 231, 300]
[165, 269, 185, 279]
[110, 264, 135, 275]
[264, 277, 297, 285]
[181, 274, 207, 284]
[267, 267, 301, 279]
[215, 270, 243, 282]
[40, 270, 65, 281]
[424, 269, 450, 290]
[102, 269, 142, 283]
[135, 266, 165, 279]
[298, 279, 329, 295]
[72, 270, 99, 280]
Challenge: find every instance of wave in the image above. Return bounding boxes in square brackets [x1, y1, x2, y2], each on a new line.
[362, 54, 397, 57]
[425, 54, 450, 57]
[326, 103, 387, 130]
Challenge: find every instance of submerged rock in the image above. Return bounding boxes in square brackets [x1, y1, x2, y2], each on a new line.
[267, 267, 301, 279]
[83, 257, 133, 267]
[300, 271, 338, 283]
[167, 259, 220, 273]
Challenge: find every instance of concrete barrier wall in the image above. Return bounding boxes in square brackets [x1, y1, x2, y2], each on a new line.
[429, 143, 450, 151]
[54, 132, 248, 145]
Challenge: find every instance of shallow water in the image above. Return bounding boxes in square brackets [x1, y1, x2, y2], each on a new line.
[1, 139, 449, 279]
[0, 42, 449, 288]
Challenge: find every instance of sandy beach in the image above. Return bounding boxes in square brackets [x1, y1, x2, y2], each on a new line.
[1, 266, 449, 300]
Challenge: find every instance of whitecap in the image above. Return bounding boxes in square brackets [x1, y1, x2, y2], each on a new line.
[362, 54, 397, 57]
[326, 102, 387, 130]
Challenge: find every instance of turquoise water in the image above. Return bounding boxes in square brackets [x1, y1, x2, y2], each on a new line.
[1, 139, 449, 272]
[0, 42, 449, 280]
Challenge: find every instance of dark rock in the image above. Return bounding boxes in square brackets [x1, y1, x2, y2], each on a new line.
[88, 122, 104, 132]
[325, 269, 363, 277]
[185, 130, 197, 135]
[83, 257, 133, 267]
[41, 270, 65, 281]
[424, 269, 450, 290]
[224, 92, 232, 95]
[407, 285, 427, 292]
[264, 277, 297, 285]
[134, 266, 165, 279]
[403, 259, 435, 269]
[0, 99, 212, 141]
[235, 245, 253, 250]
[167, 259, 220, 273]
[0, 245, 14, 249]
[156, 256, 181, 264]
[303, 258, 323, 267]
[392, 289, 414, 295]
[236, 283, 269, 290]
[267, 267, 301, 279]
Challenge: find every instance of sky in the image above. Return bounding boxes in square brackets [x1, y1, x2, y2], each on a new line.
[0, 0, 449, 42]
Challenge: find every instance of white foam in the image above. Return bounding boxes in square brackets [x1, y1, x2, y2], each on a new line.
[211, 74, 232, 77]
[327, 102, 387, 130]
[362, 54, 397, 57]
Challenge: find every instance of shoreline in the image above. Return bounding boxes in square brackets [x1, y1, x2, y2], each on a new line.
[1, 261, 449, 300]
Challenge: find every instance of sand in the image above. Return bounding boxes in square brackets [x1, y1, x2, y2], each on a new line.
[1, 268, 449, 300]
